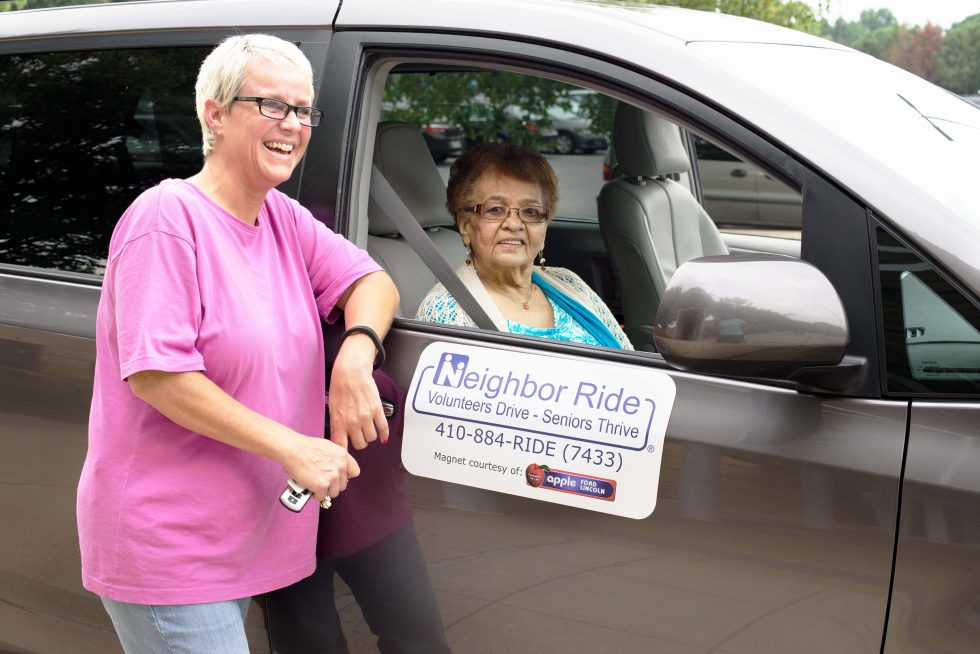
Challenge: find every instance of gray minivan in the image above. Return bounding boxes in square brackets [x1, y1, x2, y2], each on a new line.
[2, 1, 979, 652]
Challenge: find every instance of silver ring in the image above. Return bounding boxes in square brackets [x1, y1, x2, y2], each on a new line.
[320, 497, 332, 510]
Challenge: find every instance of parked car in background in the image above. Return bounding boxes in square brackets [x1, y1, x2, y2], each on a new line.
[603, 133, 802, 230]
[419, 120, 467, 163]
[477, 104, 558, 150]
[2, 2, 979, 653]
[547, 104, 608, 154]
[692, 136, 801, 228]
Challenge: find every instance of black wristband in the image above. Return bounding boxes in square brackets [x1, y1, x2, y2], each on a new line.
[342, 325, 386, 370]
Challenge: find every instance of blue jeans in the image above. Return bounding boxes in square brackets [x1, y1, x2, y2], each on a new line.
[101, 596, 251, 654]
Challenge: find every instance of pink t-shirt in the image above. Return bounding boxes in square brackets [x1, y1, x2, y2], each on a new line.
[77, 179, 381, 604]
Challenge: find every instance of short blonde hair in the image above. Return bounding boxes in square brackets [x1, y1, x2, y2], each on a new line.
[195, 34, 315, 158]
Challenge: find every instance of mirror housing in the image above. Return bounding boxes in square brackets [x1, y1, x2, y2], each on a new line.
[653, 255, 850, 381]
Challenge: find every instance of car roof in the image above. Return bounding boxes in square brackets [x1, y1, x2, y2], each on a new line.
[337, 0, 842, 48]
[0, 0, 338, 39]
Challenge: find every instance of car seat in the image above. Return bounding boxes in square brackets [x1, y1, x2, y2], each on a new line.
[368, 121, 467, 318]
[597, 103, 728, 350]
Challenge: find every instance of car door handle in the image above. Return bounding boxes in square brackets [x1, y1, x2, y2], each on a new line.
[325, 393, 396, 418]
[730, 168, 748, 178]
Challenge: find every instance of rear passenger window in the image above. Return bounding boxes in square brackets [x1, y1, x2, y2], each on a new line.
[0, 47, 207, 274]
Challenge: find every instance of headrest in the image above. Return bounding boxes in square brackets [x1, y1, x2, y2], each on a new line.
[612, 103, 690, 178]
[369, 121, 454, 236]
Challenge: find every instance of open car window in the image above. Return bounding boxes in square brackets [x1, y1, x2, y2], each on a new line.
[381, 68, 612, 221]
[369, 62, 803, 353]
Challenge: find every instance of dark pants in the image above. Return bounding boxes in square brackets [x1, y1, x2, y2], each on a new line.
[256, 521, 451, 654]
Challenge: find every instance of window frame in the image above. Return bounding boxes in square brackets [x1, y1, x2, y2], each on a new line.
[311, 29, 884, 398]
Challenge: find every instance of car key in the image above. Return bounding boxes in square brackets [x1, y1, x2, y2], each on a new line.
[279, 478, 312, 512]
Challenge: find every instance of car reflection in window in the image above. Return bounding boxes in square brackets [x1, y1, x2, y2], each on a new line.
[692, 136, 802, 232]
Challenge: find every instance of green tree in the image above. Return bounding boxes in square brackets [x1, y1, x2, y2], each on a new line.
[820, 8, 899, 56]
[383, 71, 572, 149]
[822, 17, 863, 46]
[849, 8, 898, 60]
[857, 7, 898, 31]
[937, 14, 980, 94]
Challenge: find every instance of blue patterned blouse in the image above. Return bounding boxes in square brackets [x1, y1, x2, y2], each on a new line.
[506, 297, 601, 346]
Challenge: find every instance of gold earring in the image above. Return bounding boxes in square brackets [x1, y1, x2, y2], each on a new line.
[538, 250, 546, 272]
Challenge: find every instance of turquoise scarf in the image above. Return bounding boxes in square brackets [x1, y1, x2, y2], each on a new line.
[532, 272, 623, 349]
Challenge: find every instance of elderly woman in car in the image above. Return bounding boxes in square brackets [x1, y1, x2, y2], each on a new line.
[417, 142, 632, 349]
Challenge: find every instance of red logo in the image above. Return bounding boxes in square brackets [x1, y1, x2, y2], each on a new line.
[525, 463, 549, 488]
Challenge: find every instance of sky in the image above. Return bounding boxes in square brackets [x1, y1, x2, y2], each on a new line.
[810, 0, 980, 28]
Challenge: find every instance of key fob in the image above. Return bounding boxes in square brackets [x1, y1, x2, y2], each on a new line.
[279, 478, 311, 512]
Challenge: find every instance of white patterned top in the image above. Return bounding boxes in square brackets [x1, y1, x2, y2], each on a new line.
[416, 266, 633, 350]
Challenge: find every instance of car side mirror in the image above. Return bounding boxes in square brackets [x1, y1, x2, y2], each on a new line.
[653, 255, 861, 391]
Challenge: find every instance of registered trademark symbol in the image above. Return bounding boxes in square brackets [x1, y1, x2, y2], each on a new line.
[647, 445, 656, 453]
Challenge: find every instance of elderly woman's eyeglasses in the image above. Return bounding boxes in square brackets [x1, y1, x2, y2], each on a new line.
[232, 96, 323, 127]
[465, 203, 550, 223]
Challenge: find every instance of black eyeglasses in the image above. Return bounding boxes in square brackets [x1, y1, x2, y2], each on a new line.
[232, 96, 322, 127]
[465, 202, 550, 223]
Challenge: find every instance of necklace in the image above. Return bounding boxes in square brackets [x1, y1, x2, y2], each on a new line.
[504, 284, 535, 310]
[475, 268, 535, 310]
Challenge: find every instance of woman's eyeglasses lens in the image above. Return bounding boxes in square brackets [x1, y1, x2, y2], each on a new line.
[235, 96, 322, 127]
[473, 203, 549, 223]
[258, 99, 322, 127]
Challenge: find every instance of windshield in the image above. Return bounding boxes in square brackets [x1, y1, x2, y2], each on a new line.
[690, 43, 980, 226]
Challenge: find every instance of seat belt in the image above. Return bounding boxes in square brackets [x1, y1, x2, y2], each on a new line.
[369, 164, 496, 330]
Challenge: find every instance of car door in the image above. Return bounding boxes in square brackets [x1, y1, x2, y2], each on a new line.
[0, 39, 212, 653]
[308, 27, 906, 652]
[873, 226, 980, 652]
[0, 17, 332, 652]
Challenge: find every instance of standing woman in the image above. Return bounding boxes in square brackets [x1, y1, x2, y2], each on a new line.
[77, 34, 398, 653]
